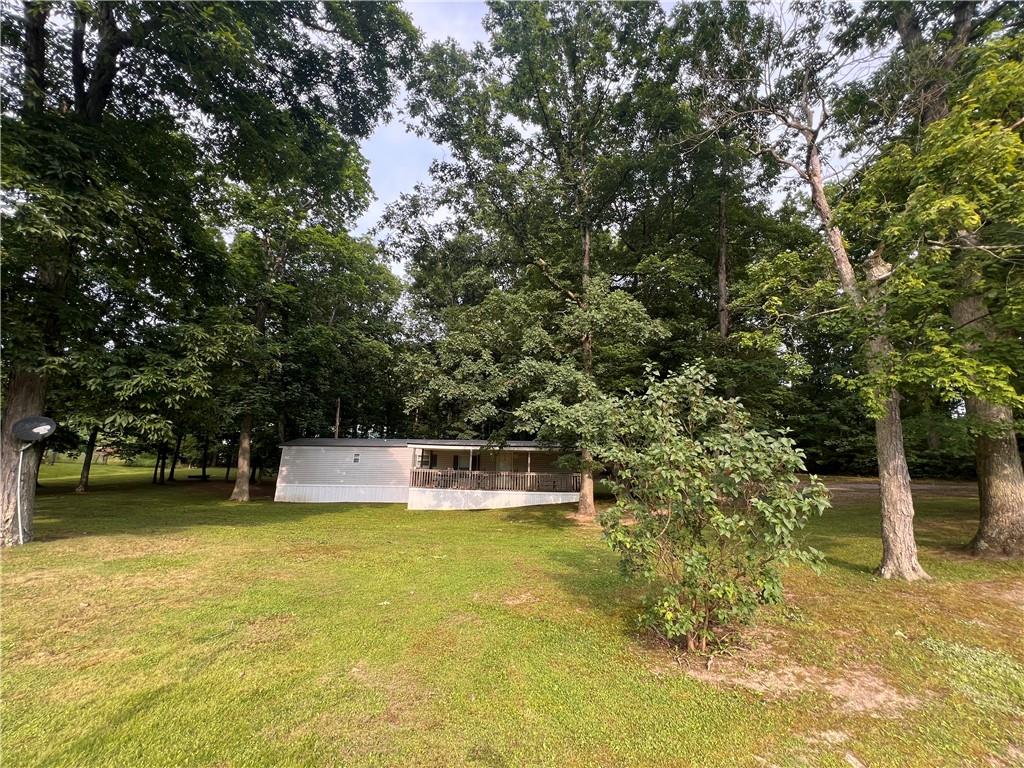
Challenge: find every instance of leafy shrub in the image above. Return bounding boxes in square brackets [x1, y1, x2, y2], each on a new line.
[597, 365, 830, 651]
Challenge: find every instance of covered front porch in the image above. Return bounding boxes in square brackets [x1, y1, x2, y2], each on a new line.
[410, 469, 581, 493]
[406, 442, 580, 510]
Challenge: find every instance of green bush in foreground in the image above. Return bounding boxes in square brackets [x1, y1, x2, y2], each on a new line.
[598, 366, 830, 651]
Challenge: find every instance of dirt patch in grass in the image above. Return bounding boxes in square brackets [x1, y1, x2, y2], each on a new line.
[821, 672, 920, 714]
[442, 612, 483, 628]
[347, 661, 438, 729]
[28, 532, 199, 559]
[690, 660, 918, 715]
[683, 625, 920, 717]
[975, 580, 1024, 611]
[806, 730, 850, 746]
[275, 661, 438, 759]
[502, 591, 539, 606]
[16, 643, 136, 671]
[986, 743, 1024, 767]
[241, 613, 296, 647]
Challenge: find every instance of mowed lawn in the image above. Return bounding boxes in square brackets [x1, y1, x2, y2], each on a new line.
[2, 466, 1022, 767]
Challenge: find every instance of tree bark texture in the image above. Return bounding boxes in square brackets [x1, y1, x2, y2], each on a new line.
[230, 414, 253, 502]
[951, 292, 1024, 556]
[577, 224, 596, 518]
[1, 370, 46, 546]
[75, 426, 99, 493]
[22, 1, 48, 116]
[872, 361, 930, 581]
[717, 190, 730, 339]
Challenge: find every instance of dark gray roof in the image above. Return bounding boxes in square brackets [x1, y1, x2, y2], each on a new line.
[281, 438, 409, 447]
[280, 437, 554, 449]
[407, 438, 548, 448]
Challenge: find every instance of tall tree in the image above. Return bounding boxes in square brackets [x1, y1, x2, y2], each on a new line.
[676, 2, 932, 578]
[406, 1, 670, 516]
[835, 1, 1024, 555]
[1, 2, 417, 539]
[837, 33, 1024, 555]
[224, 196, 403, 502]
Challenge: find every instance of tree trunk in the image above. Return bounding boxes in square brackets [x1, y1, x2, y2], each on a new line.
[577, 223, 596, 518]
[966, 397, 1024, 556]
[157, 442, 167, 484]
[873, 376, 930, 581]
[230, 414, 253, 502]
[75, 426, 99, 493]
[200, 436, 209, 480]
[717, 190, 730, 339]
[951, 293, 1024, 556]
[22, 1, 48, 116]
[893, 8, 1021, 555]
[578, 447, 596, 517]
[152, 450, 161, 483]
[1, 369, 47, 546]
[168, 432, 183, 481]
[334, 398, 341, 439]
[803, 138, 926, 579]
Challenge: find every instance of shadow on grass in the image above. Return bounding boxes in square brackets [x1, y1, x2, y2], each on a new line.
[544, 547, 645, 633]
[541, 492, 992, 622]
[820, 557, 878, 577]
[29, 477, 359, 542]
[502, 504, 579, 529]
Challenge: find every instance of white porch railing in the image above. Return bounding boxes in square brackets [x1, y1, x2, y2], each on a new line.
[409, 469, 581, 493]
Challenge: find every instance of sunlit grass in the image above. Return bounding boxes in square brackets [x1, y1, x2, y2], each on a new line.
[1, 465, 1021, 767]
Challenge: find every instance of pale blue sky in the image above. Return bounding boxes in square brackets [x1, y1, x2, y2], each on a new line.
[354, 2, 489, 235]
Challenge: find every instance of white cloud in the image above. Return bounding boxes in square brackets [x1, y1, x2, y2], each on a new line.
[353, 2, 488, 242]
[405, 1, 488, 46]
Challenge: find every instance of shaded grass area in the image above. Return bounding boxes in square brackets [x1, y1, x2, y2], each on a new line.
[1, 466, 1021, 767]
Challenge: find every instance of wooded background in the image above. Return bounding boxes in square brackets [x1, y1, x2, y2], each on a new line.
[2, 1, 1022, 570]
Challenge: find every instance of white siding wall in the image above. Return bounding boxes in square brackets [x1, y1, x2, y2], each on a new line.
[275, 445, 412, 503]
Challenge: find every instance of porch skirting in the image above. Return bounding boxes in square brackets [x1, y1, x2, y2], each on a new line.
[407, 487, 579, 510]
[275, 484, 409, 504]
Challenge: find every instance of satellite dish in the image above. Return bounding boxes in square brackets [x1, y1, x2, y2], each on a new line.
[12, 416, 57, 443]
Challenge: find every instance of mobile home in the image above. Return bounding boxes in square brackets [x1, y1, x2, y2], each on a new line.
[274, 438, 581, 510]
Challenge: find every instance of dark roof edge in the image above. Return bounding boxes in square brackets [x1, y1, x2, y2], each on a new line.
[280, 437, 560, 449]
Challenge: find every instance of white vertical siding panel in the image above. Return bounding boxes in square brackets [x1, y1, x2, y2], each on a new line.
[275, 445, 413, 503]
[275, 485, 409, 503]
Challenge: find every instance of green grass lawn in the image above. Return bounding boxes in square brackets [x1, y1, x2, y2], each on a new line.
[2, 466, 1022, 767]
